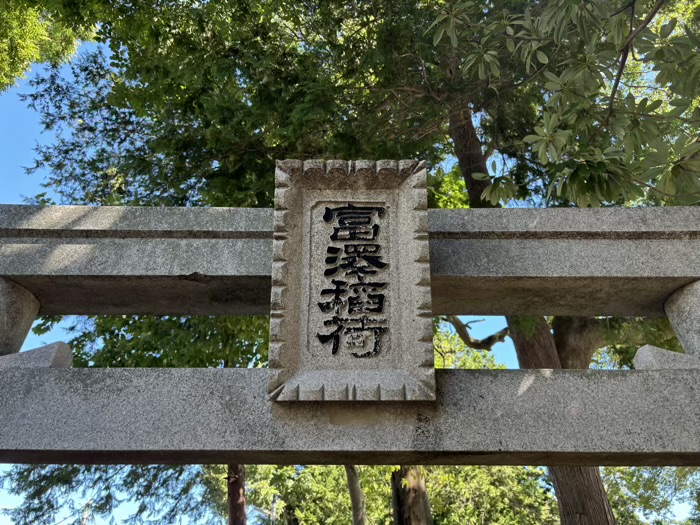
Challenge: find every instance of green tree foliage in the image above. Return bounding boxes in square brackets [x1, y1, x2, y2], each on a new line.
[424, 0, 700, 205]
[601, 316, 683, 368]
[603, 467, 700, 524]
[243, 462, 558, 525]
[0, 0, 91, 91]
[20, 0, 700, 213]
[62, 314, 269, 369]
[246, 465, 394, 525]
[0, 464, 225, 525]
[428, 164, 470, 209]
[426, 465, 556, 525]
[21, 0, 700, 208]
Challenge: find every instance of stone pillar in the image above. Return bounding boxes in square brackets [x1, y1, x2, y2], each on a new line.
[665, 281, 700, 356]
[0, 278, 40, 356]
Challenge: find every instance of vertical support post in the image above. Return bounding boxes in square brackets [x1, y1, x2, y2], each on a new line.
[665, 281, 700, 356]
[0, 278, 40, 356]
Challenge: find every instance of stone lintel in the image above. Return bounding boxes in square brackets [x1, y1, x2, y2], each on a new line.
[1, 368, 700, 466]
[2, 205, 700, 316]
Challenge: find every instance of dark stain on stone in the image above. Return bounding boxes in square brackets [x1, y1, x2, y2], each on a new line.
[412, 413, 437, 450]
[180, 272, 212, 284]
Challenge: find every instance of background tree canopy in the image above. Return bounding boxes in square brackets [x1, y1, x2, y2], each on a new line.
[17, 0, 700, 208]
[1, 0, 700, 523]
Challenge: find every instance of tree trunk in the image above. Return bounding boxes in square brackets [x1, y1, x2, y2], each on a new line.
[449, 92, 616, 524]
[447, 108, 494, 208]
[550, 466, 617, 524]
[344, 465, 367, 525]
[552, 316, 606, 369]
[506, 316, 616, 525]
[227, 464, 246, 525]
[506, 316, 561, 369]
[391, 466, 434, 525]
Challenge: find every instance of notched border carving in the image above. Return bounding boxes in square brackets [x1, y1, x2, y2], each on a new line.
[269, 159, 435, 402]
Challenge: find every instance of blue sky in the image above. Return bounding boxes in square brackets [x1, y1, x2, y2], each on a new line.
[0, 78, 53, 205]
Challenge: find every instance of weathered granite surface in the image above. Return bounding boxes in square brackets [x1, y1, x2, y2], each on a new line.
[0, 206, 270, 315]
[1, 204, 700, 316]
[0, 342, 72, 369]
[665, 281, 700, 356]
[0, 204, 270, 238]
[633, 344, 700, 370]
[269, 160, 434, 401]
[428, 207, 700, 315]
[0, 278, 39, 355]
[1, 368, 700, 465]
[428, 206, 700, 238]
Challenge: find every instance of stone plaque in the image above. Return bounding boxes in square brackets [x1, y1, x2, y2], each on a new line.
[268, 160, 435, 401]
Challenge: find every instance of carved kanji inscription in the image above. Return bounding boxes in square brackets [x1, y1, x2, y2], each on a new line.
[268, 160, 435, 401]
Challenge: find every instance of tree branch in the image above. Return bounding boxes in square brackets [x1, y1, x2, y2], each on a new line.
[344, 465, 367, 525]
[607, 46, 631, 123]
[445, 315, 509, 350]
[605, 0, 666, 124]
[621, 0, 665, 51]
[609, 1, 635, 18]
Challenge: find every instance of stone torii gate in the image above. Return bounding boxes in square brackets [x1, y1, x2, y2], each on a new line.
[1, 159, 700, 466]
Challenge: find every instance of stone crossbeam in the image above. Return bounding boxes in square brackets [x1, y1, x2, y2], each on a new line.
[1, 367, 699, 466]
[1, 204, 700, 316]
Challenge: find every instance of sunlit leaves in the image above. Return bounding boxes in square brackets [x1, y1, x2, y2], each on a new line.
[0, 0, 91, 91]
[428, 163, 470, 208]
[660, 18, 678, 39]
[1, 464, 223, 525]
